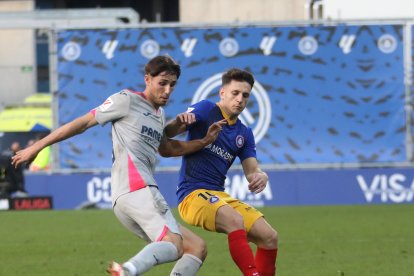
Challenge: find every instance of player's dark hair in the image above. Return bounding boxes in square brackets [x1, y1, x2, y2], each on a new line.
[145, 55, 181, 79]
[222, 68, 255, 88]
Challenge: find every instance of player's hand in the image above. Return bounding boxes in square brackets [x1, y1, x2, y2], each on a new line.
[175, 112, 196, 126]
[11, 147, 39, 168]
[203, 119, 227, 145]
[248, 172, 268, 194]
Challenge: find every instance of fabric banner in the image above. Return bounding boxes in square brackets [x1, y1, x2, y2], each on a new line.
[56, 24, 405, 169]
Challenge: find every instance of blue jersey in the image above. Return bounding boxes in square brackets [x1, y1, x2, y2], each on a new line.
[177, 100, 256, 204]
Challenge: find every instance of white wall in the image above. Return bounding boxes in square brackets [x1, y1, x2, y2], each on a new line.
[324, 0, 414, 20]
[0, 0, 35, 108]
[180, 0, 308, 23]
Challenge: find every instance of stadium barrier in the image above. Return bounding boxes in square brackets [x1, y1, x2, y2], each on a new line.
[25, 168, 414, 210]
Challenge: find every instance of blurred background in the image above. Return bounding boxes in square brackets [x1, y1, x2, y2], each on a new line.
[1, 0, 414, 209]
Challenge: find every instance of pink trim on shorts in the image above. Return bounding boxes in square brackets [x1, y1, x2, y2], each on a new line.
[156, 225, 169, 241]
[90, 109, 96, 116]
[127, 155, 146, 191]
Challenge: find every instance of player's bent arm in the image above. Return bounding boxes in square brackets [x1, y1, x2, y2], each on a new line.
[242, 157, 269, 193]
[159, 119, 226, 157]
[164, 119, 188, 138]
[158, 137, 208, 157]
[164, 112, 197, 138]
[12, 113, 98, 167]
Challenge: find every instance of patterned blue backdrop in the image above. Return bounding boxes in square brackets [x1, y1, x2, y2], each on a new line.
[56, 24, 406, 169]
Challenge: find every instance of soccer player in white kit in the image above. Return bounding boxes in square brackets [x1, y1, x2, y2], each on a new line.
[11, 56, 226, 276]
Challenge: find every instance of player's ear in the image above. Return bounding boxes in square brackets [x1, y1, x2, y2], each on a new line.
[219, 87, 225, 100]
[144, 74, 151, 86]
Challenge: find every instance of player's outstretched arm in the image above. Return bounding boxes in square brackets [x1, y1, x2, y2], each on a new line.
[164, 112, 196, 138]
[242, 157, 269, 194]
[159, 119, 227, 157]
[11, 112, 98, 168]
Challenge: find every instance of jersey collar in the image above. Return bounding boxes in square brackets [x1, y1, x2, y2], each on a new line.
[216, 103, 237, 125]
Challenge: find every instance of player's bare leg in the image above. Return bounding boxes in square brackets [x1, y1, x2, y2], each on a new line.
[248, 217, 278, 276]
[170, 225, 207, 276]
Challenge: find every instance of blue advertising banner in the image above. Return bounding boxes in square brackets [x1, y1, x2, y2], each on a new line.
[25, 168, 414, 210]
[56, 24, 406, 169]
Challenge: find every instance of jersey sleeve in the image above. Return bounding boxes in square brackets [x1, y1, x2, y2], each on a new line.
[92, 90, 131, 126]
[239, 127, 257, 162]
[186, 100, 211, 130]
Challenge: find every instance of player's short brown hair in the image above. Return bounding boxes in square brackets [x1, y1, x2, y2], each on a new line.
[145, 55, 181, 79]
[222, 68, 255, 88]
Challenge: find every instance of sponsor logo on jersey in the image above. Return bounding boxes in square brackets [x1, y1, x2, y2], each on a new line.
[208, 144, 234, 162]
[141, 125, 162, 143]
[186, 107, 195, 113]
[99, 97, 113, 112]
[236, 135, 244, 148]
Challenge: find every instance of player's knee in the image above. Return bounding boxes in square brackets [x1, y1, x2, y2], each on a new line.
[262, 228, 278, 249]
[190, 238, 208, 260]
[164, 233, 185, 258]
[198, 238, 208, 261]
[183, 233, 208, 261]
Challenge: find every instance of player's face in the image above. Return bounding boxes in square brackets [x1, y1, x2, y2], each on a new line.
[145, 71, 178, 107]
[219, 80, 252, 119]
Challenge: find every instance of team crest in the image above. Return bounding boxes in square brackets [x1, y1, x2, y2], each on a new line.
[209, 196, 219, 204]
[236, 135, 245, 148]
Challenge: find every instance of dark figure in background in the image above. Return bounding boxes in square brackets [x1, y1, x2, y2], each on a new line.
[0, 142, 28, 198]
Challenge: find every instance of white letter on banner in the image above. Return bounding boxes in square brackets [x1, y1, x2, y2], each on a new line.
[260, 36, 277, 56]
[181, 38, 197, 57]
[102, 40, 119, 59]
[87, 177, 102, 203]
[388, 174, 406, 202]
[102, 177, 112, 202]
[339, 35, 356, 54]
[356, 174, 381, 202]
[407, 179, 414, 201]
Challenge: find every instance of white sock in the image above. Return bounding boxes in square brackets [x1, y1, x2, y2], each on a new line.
[128, 241, 179, 275]
[122, 262, 137, 275]
[170, 253, 203, 276]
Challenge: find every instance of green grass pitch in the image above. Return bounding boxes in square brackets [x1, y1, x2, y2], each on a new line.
[1, 204, 413, 275]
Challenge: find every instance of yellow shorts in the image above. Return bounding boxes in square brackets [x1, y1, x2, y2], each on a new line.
[178, 189, 263, 232]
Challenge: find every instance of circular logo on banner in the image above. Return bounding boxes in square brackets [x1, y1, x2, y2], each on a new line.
[378, 34, 397, 54]
[61, 41, 81, 61]
[140, 39, 160, 59]
[192, 73, 271, 143]
[219, 38, 239, 57]
[298, 36, 318, 55]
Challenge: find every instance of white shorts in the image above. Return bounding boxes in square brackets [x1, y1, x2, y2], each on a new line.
[113, 186, 181, 242]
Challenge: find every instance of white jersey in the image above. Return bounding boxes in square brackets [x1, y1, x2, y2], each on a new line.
[92, 89, 165, 205]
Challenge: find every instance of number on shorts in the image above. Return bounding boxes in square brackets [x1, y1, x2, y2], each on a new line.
[197, 191, 215, 200]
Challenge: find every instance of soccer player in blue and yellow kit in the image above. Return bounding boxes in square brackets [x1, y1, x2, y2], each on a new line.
[165, 68, 278, 276]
